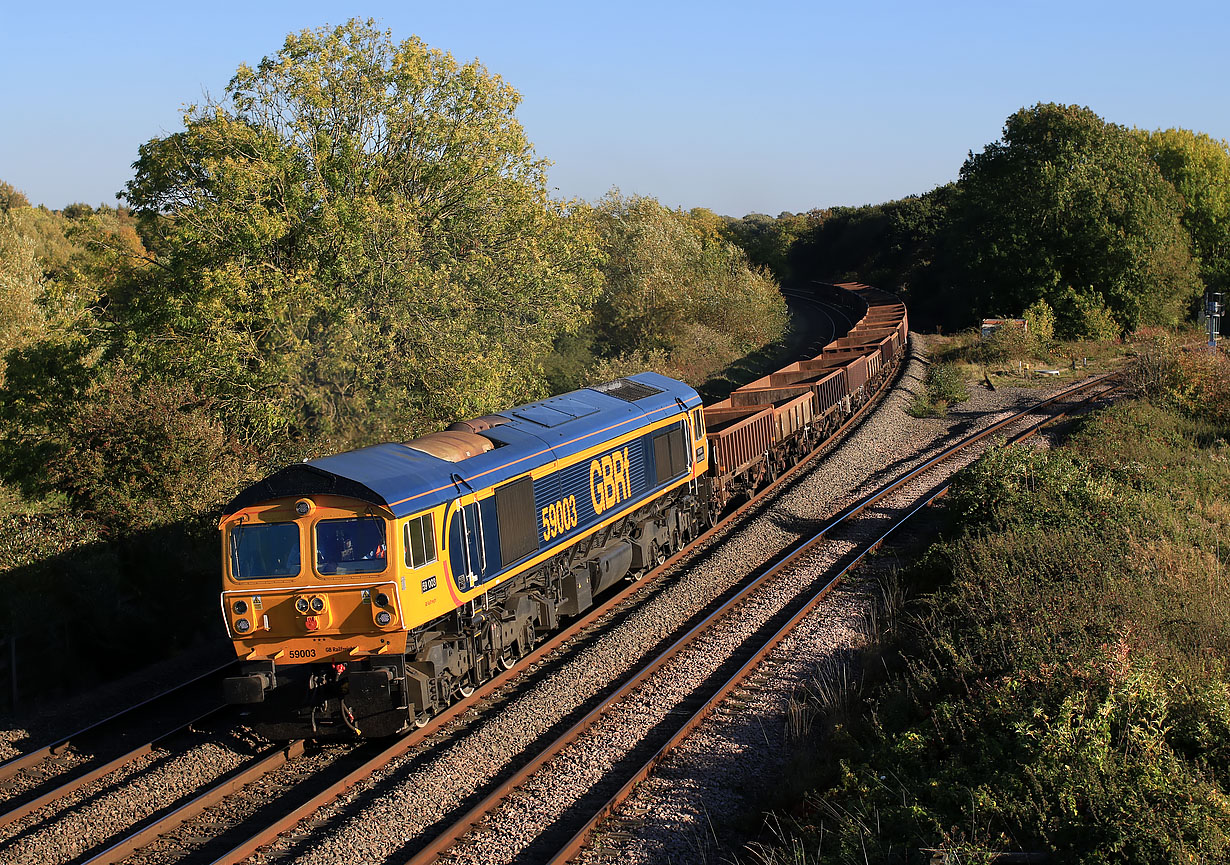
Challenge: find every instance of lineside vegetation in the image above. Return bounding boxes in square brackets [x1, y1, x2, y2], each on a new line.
[752, 342, 1230, 864]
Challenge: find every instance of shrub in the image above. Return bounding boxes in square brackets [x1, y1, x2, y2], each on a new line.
[760, 399, 1230, 863]
[52, 367, 246, 533]
[927, 362, 970, 404]
[1023, 298, 1056, 346]
[908, 362, 971, 416]
[1128, 337, 1230, 427]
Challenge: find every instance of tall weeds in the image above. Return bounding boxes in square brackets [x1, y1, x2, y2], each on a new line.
[751, 396, 1230, 864]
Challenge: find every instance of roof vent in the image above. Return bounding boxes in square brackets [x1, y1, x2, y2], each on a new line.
[590, 378, 664, 402]
[447, 415, 510, 435]
[404, 431, 495, 462]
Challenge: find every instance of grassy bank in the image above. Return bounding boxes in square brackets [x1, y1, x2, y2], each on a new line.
[754, 347, 1230, 863]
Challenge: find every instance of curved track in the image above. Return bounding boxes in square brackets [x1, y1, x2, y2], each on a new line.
[395, 376, 1120, 865]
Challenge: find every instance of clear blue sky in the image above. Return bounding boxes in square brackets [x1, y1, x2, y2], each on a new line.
[3, 0, 1227, 217]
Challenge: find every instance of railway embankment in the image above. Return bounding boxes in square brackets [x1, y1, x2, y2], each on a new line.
[743, 341, 1230, 864]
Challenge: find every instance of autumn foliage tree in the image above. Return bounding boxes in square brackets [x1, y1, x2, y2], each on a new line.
[119, 19, 602, 452]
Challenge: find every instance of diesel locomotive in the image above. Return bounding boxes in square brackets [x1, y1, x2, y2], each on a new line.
[221, 373, 709, 737]
[220, 283, 907, 738]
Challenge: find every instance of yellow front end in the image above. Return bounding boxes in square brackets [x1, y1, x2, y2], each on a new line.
[220, 495, 431, 663]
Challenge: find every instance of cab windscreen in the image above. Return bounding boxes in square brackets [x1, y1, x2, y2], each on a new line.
[230, 522, 301, 579]
[316, 517, 387, 574]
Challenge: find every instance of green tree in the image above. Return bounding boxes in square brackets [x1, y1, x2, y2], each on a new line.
[590, 192, 786, 382]
[1137, 128, 1230, 294]
[721, 211, 811, 283]
[118, 19, 601, 448]
[947, 103, 1199, 336]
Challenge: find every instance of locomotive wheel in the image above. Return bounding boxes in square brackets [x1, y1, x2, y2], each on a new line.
[652, 541, 667, 568]
[498, 648, 519, 671]
[454, 679, 475, 699]
[413, 712, 431, 729]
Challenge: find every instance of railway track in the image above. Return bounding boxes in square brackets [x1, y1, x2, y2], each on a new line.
[0, 660, 233, 822]
[0, 336, 1121, 865]
[394, 375, 1120, 865]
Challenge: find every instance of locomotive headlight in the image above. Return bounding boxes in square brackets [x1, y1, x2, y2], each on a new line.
[234, 618, 251, 633]
[295, 498, 315, 516]
[232, 600, 248, 615]
[375, 592, 390, 607]
[375, 610, 392, 626]
[295, 597, 310, 614]
[309, 596, 325, 613]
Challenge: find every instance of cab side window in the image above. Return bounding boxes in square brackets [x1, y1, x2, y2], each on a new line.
[692, 408, 705, 437]
[404, 513, 437, 569]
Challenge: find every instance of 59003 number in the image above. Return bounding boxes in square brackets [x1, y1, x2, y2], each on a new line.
[541, 495, 578, 542]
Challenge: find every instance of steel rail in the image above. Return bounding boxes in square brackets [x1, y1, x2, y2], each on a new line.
[402, 376, 1120, 865]
[0, 704, 227, 830]
[204, 342, 914, 865]
[543, 380, 1121, 863]
[79, 740, 306, 865]
[0, 657, 235, 784]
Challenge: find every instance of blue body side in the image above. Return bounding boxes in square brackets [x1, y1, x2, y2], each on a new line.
[445, 414, 692, 588]
[301, 373, 700, 520]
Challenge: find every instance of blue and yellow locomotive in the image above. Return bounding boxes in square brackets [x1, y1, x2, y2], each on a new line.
[220, 374, 708, 737]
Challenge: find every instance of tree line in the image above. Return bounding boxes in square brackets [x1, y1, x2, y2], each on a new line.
[726, 103, 1229, 339]
[0, 20, 783, 537]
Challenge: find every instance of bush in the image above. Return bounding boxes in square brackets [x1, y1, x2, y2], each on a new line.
[908, 361, 971, 416]
[759, 399, 1230, 863]
[1129, 337, 1230, 426]
[1023, 298, 1056, 346]
[52, 367, 246, 533]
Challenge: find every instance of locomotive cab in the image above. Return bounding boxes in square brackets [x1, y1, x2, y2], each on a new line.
[220, 495, 445, 737]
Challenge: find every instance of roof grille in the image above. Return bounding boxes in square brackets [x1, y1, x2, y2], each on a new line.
[590, 378, 664, 402]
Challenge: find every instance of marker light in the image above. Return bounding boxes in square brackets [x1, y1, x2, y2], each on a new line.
[295, 597, 310, 613]
[232, 600, 248, 615]
[375, 592, 390, 607]
[310, 597, 325, 613]
[305, 616, 319, 631]
[375, 611, 392, 626]
[234, 618, 251, 633]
